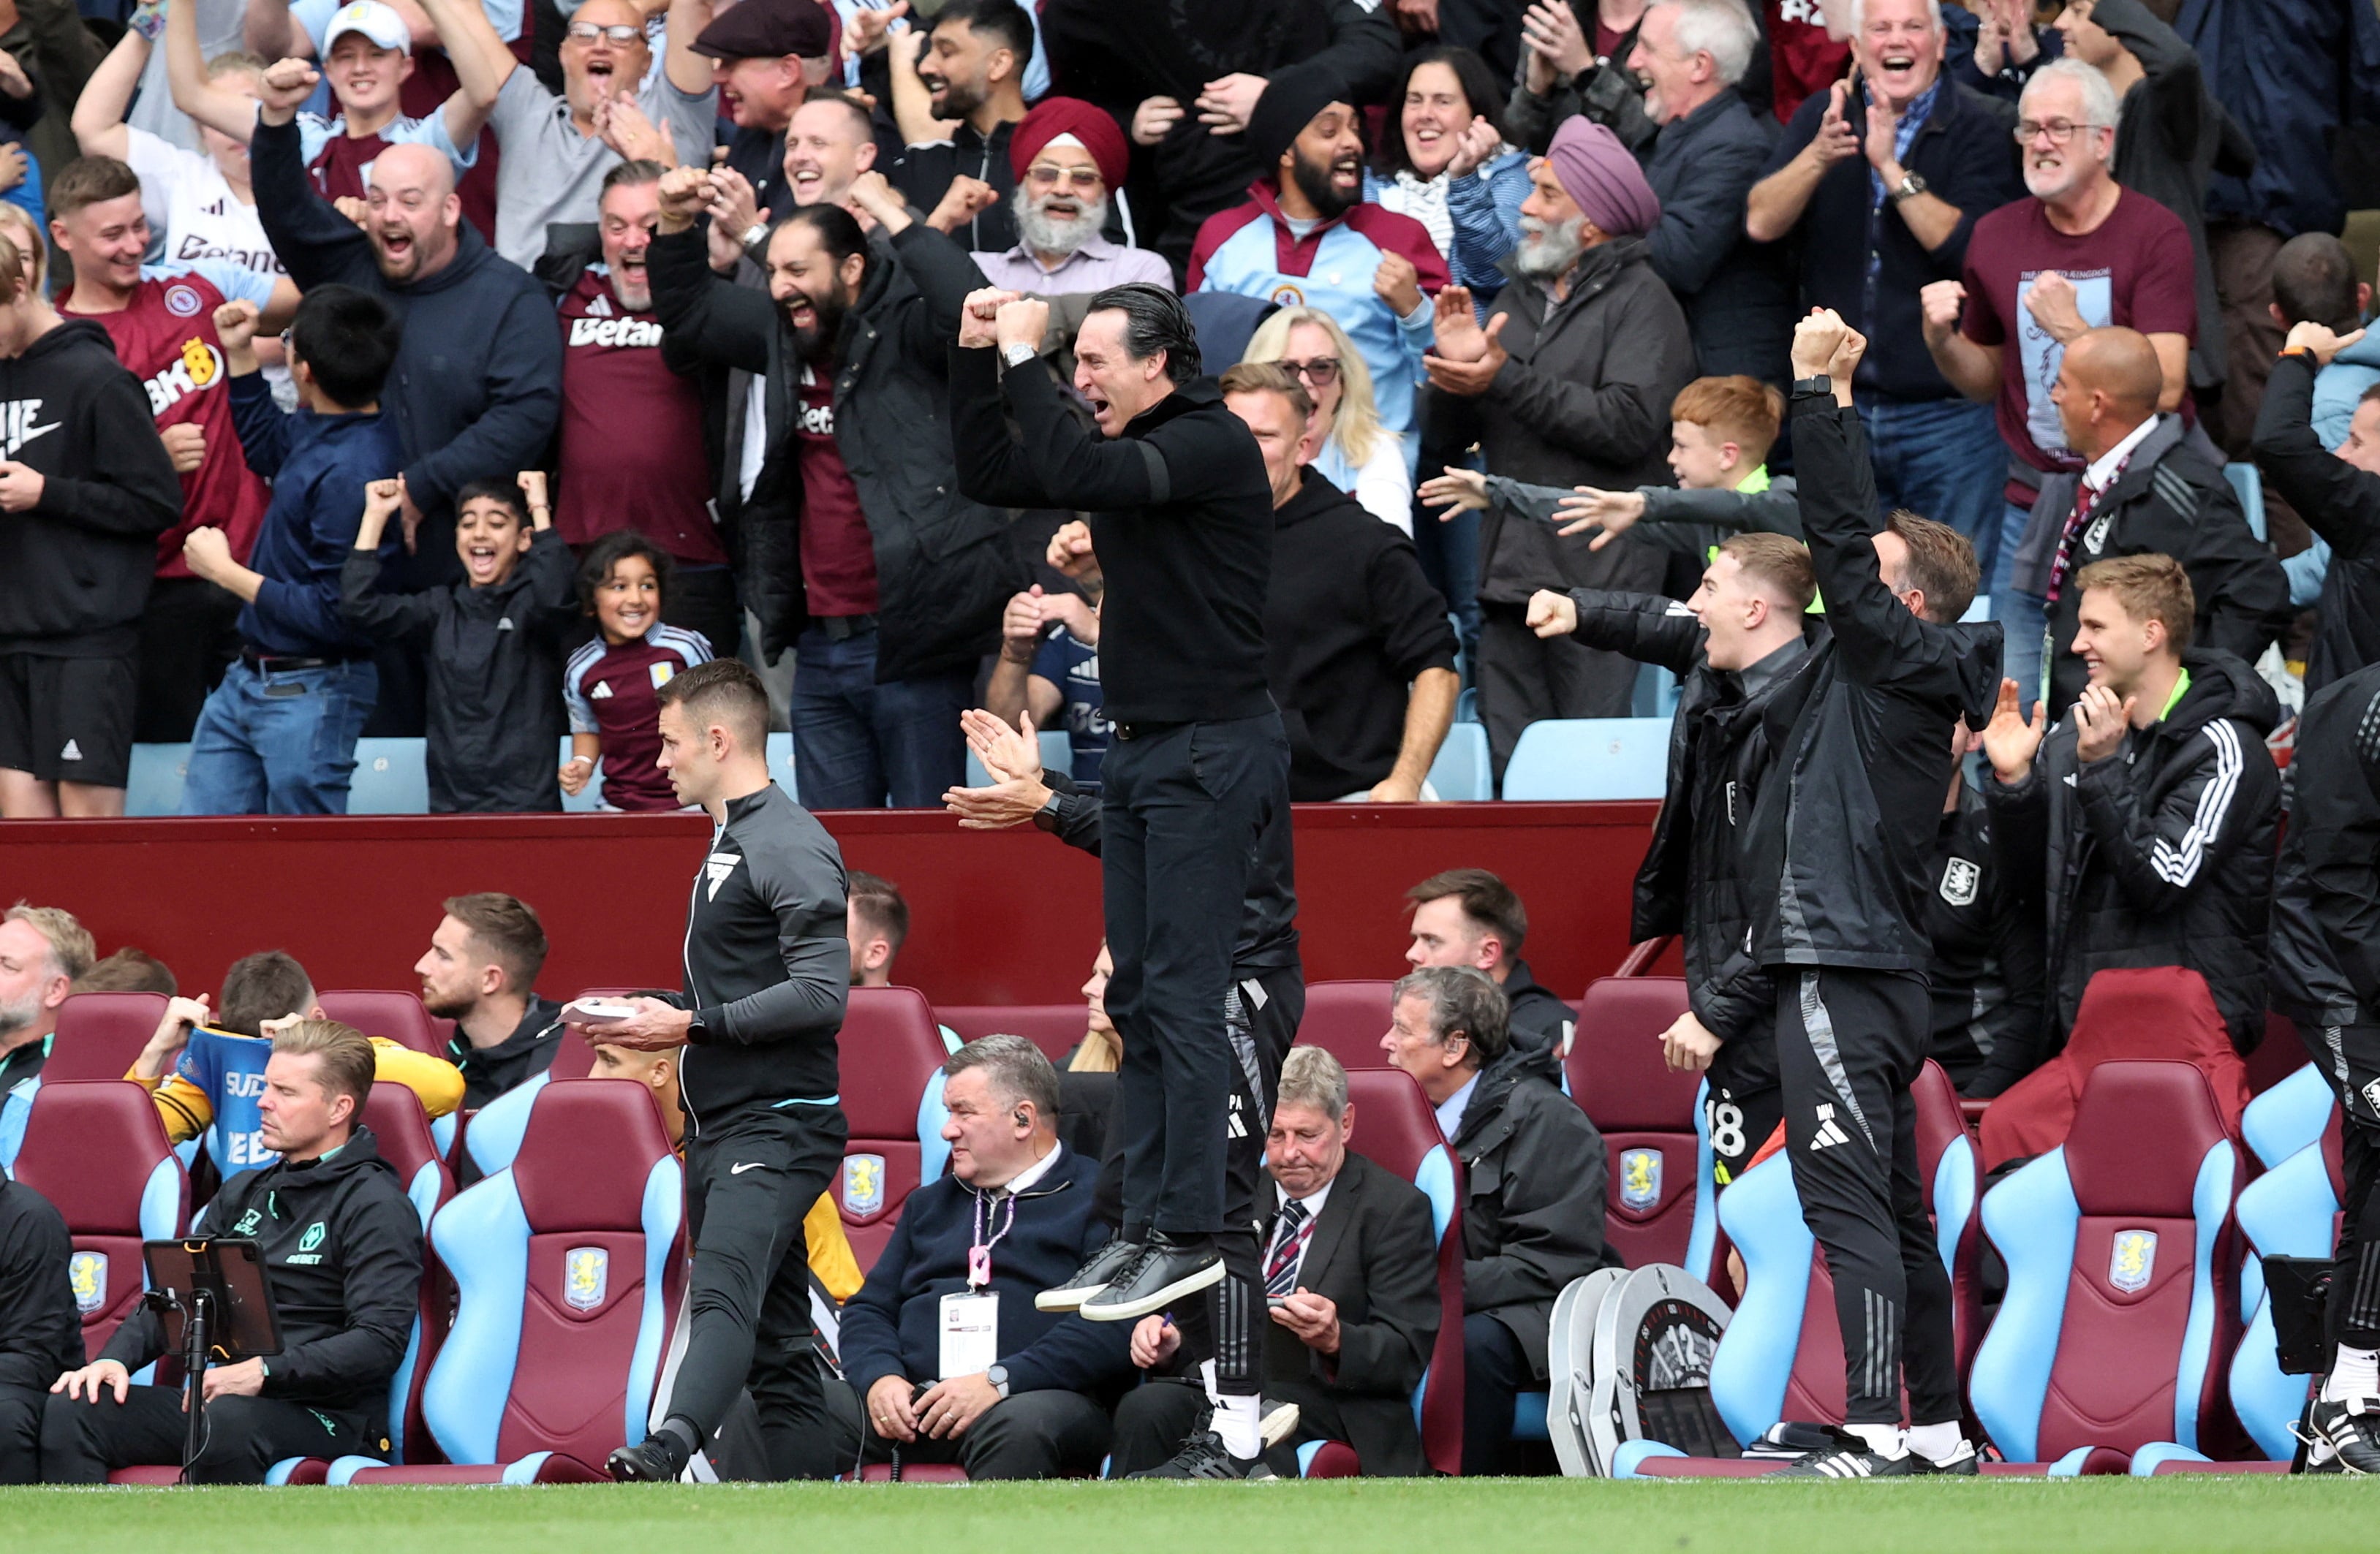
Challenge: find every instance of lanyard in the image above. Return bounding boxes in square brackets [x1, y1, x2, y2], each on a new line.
[968, 1189, 1017, 1290]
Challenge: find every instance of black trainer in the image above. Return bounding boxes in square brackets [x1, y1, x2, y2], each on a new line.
[1129, 1429, 1275, 1481]
[1260, 1398, 1301, 1449]
[2301, 1395, 2380, 1475]
[1038, 1237, 1144, 1314]
[1080, 1232, 1224, 1322]
[605, 1432, 690, 1482]
[1908, 1439, 1981, 1476]
[1761, 1425, 1917, 1479]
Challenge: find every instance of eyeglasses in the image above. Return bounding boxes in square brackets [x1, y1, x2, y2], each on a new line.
[1026, 166, 1103, 192]
[1273, 357, 1340, 387]
[2013, 118, 2105, 145]
[566, 21, 643, 44]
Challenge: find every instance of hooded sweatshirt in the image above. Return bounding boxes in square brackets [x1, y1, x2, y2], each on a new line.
[0, 317, 183, 652]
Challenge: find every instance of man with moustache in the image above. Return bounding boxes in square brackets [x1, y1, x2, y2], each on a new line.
[648, 163, 1018, 809]
[972, 96, 1174, 295]
[888, 0, 1038, 254]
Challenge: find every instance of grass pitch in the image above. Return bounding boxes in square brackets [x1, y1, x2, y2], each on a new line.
[3, 1476, 2370, 1554]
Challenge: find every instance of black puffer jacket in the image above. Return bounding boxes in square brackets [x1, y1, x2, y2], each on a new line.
[649, 222, 1019, 675]
[1985, 648, 2281, 1054]
[1924, 781, 2047, 1097]
[2254, 354, 2380, 696]
[2262, 661, 2380, 1031]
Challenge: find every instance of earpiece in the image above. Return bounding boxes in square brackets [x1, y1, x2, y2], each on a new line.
[1013, 1110, 1030, 1128]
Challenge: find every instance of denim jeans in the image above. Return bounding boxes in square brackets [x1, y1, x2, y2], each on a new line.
[787, 625, 970, 809]
[181, 658, 378, 815]
[1988, 499, 2051, 707]
[1856, 394, 2008, 582]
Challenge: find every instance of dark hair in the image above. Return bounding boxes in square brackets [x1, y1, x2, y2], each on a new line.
[782, 201, 869, 272]
[1391, 966, 1510, 1071]
[74, 947, 177, 996]
[48, 155, 140, 219]
[795, 87, 875, 143]
[1375, 46, 1506, 176]
[442, 891, 549, 990]
[847, 870, 909, 952]
[1884, 508, 1979, 624]
[933, 0, 1035, 63]
[657, 656, 770, 751]
[2362, 383, 2380, 411]
[287, 284, 401, 409]
[1405, 868, 1528, 957]
[456, 477, 529, 524]
[219, 950, 314, 1037]
[577, 528, 676, 616]
[2271, 232, 2362, 333]
[600, 157, 667, 197]
[1086, 283, 1201, 384]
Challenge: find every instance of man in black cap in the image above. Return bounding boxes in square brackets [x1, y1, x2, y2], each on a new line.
[692, 0, 837, 227]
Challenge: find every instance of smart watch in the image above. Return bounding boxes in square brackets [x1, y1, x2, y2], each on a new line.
[1030, 789, 1065, 833]
[986, 1363, 1010, 1399]
[1791, 374, 1834, 401]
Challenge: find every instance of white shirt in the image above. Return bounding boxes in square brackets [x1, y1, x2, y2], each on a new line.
[125, 127, 283, 279]
[990, 1140, 1062, 1197]
[2083, 413, 2162, 495]
[1266, 1178, 1333, 1283]
[1434, 1073, 1480, 1142]
[1312, 431, 1413, 533]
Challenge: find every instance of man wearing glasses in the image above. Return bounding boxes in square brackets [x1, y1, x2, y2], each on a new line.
[970, 97, 1172, 295]
[1919, 56, 2200, 702]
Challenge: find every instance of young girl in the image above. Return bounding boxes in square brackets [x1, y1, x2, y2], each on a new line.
[561, 530, 714, 811]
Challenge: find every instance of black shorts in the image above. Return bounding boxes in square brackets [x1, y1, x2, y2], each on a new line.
[0, 651, 137, 787]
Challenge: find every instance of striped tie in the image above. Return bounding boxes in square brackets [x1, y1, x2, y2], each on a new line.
[1263, 1199, 1312, 1297]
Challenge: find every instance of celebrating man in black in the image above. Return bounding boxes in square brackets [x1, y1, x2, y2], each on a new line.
[949, 280, 1291, 1477]
[1743, 310, 2001, 1478]
[585, 659, 850, 1483]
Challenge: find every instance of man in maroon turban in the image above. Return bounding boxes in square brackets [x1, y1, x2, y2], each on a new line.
[972, 97, 1174, 293]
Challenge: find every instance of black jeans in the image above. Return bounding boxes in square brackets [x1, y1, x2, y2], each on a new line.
[0, 1382, 42, 1483]
[664, 564, 744, 662]
[135, 575, 243, 743]
[39, 1384, 379, 1484]
[1774, 967, 1959, 1428]
[671, 1104, 847, 1479]
[837, 1384, 1110, 1479]
[1462, 1311, 1532, 1475]
[1102, 713, 1291, 1240]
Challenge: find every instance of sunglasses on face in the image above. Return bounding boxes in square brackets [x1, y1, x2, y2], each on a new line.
[1274, 357, 1340, 387]
[1027, 166, 1103, 192]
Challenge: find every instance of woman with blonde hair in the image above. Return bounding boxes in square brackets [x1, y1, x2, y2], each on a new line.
[1244, 306, 1412, 533]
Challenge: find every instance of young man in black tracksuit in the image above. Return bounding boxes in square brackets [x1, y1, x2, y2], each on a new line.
[948, 281, 1289, 1477]
[2269, 656, 2380, 1472]
[1745, 313, 2001, 1477]
[594, 659, 851, 1485]
[0, 1175, 79, 1482]
[1525, 532, 1823, 1187]
[40, 1023, 422, 1483]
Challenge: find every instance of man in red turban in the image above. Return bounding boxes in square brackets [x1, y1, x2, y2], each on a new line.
[972, 96, 1174, 293]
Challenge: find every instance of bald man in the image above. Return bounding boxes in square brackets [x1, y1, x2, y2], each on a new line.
[249, 53, 562, 733]
[2028, 325, 2288, 718]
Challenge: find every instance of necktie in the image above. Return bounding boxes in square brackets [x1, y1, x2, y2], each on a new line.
[1263, 1199, 1313, 1297]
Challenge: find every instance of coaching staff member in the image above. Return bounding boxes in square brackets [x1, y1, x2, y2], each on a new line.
[42, 1023, 420, 1482]
[949, 281, 1290, 1474]
[589, 658, 851, 1484]
[0, 1174, 78, 1482]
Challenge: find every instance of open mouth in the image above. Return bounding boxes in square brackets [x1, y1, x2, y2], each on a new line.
[1410, 124, 1443, 148]
[1875, 50, 1919, 88]
[378, 228, 415, 264]
[786, 301, 817, 330]
[465, 542, 502, 579]
[614, 604, 651, 629]
[1329, 153, 1360, 191]
[790, 166, 822, 197]
[586, 59, 618, 89]
[1087, 394, 1114, 424]
[1043, 197, 1080, 219]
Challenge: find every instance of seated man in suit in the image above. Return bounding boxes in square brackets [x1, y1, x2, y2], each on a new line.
[1109, 1046, 1442, 1477]
[834, 1036, 1132, 1479]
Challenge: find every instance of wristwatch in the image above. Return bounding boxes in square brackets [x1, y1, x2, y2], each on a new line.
[740, 221, 769, 252]
[1889, 171, 1930, 204]
[684, 1013, 709, 1045]
[1791, 374, 1834, 400]
[1002, 341, 1039, 370]
[1030, 789, 1064, 833]
[986, 1363, 1010, 1399]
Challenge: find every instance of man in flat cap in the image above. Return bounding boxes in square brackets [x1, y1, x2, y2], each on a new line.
[693, 0, 837, 224]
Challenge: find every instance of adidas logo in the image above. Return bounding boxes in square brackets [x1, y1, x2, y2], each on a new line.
[590, 681, 613, 699]
[1809, 1104, 1851, 1151]
[704, 852, 740, 900]
[588, 293, 613, 317]
[59, 738, 82, 762]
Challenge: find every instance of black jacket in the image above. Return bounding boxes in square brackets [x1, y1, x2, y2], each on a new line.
[1639, 88, 1793, 384]
[649, 222, 1019, 677]
[2270, 660, 2380, 1029]
[1254, 1151, 1440, 1477]
[446, 995, 564, 1111]
[339, 528, 578, 813]
[1924, 781, 2048, 1098]
[951, 349, 1274, 726]
[677, 783, 849, 1133]
[1497, 960, 1575, 1088]
[2026, 414, 2289, 721]
[1266, 472, 1456, 800]
[837, 1143, 1131, 1398]
[2254, 354, 2380, 695]
[0, 318, 181, 650]
[1744, 398, 2004, 974]
[1452, 1052, 1616, 1383]
[889, 119, 1020, 257]
[1503, 14, 1654, 157]
[1986, 648, 2281, 1054]
[254, 116, 561, 591]
[105, 1129, 420, 1425]
[0, 1177, 80, 1406]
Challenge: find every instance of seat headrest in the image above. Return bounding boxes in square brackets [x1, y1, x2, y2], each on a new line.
[1568, 977, 1696, 1129]
[48, 993, 173, 1083]
[841, 988, 952, 1134]
[1341, 1067, 1443, 1183]
[2066, 968, 2230, 1064]
[511, 1080, 675, 1231]
[361, 1083, 443, 1183]
[13, 1082, 175, 1232]
[2063, 1060, 2229, 1216]
[317, 990, 441, 1055]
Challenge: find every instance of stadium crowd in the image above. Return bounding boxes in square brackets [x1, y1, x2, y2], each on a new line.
[0, 0, 2376, 1490]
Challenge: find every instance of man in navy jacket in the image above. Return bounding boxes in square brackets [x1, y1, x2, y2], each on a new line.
[835, 1037, 1132, 1479]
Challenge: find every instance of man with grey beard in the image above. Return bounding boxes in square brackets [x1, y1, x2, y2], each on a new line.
[1421, 116, 1694, 781]
[972, 98, 1173, 295]
[0, 906, 96, 1174]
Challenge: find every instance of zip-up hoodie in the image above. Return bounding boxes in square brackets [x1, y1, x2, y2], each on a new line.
[102, 1126, 421, 1425]
[677, 783, 848, 1135]
[0, 317, 183, 648]
[2270, 659, 2380, 1031]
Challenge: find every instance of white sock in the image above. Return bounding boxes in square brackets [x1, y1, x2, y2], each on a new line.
[1213, 1392, 1261, 1460]
[1198, 1358, 1220, 1406]
[2323, 1344, 2380, 1403]
[1846, 1422, 1905, 1458]
[1905, 1421, 1963, 1463]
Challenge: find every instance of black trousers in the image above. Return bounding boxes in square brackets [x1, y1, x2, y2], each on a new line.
[2309, 1023, 2380, 1351]
[1773, 967, 1960, 1428]
[1707, 1018, 1784, 1186]
[664, 564, 745, 662]
[837, 1383, 1110, 1479]
[39, 1384, 378, 1484]
[1462, 1311, 1535, 1476]
[1103, 713, 1291, 1240]
[671, 1104, 847, 1479]
[135, 575, 242, 743]
[1111, 1371, 1428, 1478]
[0, 1382, 42, 1483]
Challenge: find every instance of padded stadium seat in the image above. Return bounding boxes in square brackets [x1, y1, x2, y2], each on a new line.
[1565, 977, 1710, 1274]
[1289, 1067, 1464, 1477]
[2242, 1062, 2335, 1173]
[1980, 968, 2248, 1170]
[1968, 1061, 2243, 1475]
[1614, 1061, 1983, 1479]
[934, 1005, 1087, 1064]
[1500, 719, 1669, 801]
[364, 1083, 457, 1466]
[839, 988, 958, 1271]
[463, 995, 660, 1182]
[316, 990, 445, 1055]
[124, 742, 193, 816]
[1426, 724, 1492, 803]
[347, 737, 429, 814]
[325, 1080, 684, 1484]
[2223, 462, 2266, 543]
[48, 993, 171, 1083]
[1293, 981, 1398, 1072]
[2221, 1113, 2344, 1463]
[10, 1082, 187, 1360]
